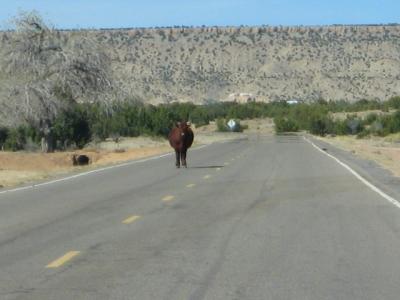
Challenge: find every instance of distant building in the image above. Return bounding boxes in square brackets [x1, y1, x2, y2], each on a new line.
[227, 92, 256, 103]
[286, 99, 301, 105]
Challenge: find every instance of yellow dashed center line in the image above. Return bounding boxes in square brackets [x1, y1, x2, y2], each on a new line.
[46, 251, 80, 268]
[203, 175, 211, 179]
[162, 195, 175, 202]
[186, 183, 196, 188]
[122, 215, 141, 224]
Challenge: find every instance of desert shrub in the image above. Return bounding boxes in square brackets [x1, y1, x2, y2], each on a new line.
[149, 106, 176, 137]
[381, 110, 400, 135]
[309, 116, 333, 136]
[52, 106, 91, 149]
[368, 120, 384, 136]
[332, 119, 351, 135]
[216, 118, 229, 132]
[3, 126, 35, 151]
[386, 96, 400, 109]
[364, 113, 379, 125]
[190, 106, 210, 127]
[274, 117, 299, 133]
[0, 127, 9, 150]
[357, 130, 371, 139]
[3, 129, 23, 151]
[354, 99, 382, 111]
[347, 118, 363, 134]
[227, 103, 265, 120]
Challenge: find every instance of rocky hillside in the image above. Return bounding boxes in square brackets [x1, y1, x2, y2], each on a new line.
[3, 25, 400, 104]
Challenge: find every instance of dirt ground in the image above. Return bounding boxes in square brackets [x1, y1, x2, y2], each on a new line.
[316, 134, 400, 177]
[2, 117, 399, 188]
[0, 146, 172, 188]
[0, 119, 273, 188]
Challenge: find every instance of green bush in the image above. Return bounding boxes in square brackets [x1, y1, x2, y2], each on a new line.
[3, 126, 29, 151]
[346, 117, 363, 135]
[309, 116, 333, 136]
[357, 129, 371, 139]
[364, 113, 379, 125]
[52, 106, 91, 149]
[274, 117, 299, 133]
[0, 127, 9, 150]
[216, 118, 229, 132]
[368, 120, 384, 136]
[386, 96, 400, 109]
[332, 120, 350, 135]
[381, 110, 400, 135]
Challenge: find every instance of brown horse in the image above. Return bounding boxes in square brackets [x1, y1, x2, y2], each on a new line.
[168, 121, 194, 168]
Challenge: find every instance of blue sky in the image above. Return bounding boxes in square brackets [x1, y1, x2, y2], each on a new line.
[0, 0, 399, 29]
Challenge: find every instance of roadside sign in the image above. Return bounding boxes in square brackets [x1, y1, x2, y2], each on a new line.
[227, 119, 236, 130]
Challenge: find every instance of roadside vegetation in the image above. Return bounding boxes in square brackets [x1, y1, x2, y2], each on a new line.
[1, 97, 400, 152]
[2, 12, 400, 152]
[272, 97, 400, 137]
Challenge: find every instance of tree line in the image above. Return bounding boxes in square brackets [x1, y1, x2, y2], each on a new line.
[1, 97, 400, 151]
[273, 97, 400, 136]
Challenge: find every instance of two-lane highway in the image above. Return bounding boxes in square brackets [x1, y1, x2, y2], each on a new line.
[1, 134, 400, 299]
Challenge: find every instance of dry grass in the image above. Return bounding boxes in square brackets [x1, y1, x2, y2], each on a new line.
[0, 120, 273, 188]
[0, 146, 171, 188]
[241, 118, 275, 134]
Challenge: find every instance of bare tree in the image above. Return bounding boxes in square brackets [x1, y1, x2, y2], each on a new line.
[0, 11, 113, 152]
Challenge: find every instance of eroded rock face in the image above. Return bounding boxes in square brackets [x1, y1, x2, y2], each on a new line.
[2, 25, 400, 106]
[72, 154, 90, 166]
[92, 25, 400, 103]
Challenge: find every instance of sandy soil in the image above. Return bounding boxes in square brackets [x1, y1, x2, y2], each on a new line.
[316, 134, 400, 177]
[0, 120, 272, 189]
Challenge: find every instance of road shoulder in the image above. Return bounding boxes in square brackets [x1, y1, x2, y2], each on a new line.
[306, 134, 400, 206]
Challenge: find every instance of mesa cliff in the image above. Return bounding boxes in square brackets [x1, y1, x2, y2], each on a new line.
[2, 25, 400, 104]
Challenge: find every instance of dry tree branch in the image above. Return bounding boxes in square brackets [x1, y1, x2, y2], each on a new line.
[1, 10, 114, 131]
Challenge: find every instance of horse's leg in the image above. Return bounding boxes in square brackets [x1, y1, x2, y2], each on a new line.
[175, 149, 180, 168]
[181, 149, 187, 168]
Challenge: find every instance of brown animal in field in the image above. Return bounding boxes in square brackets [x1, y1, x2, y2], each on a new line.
[168, 121, 194, 168]
[72, 154, 90, 166]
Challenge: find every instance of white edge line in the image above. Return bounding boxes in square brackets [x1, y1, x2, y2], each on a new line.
[0, 144, 211, 195]
[304, 136, 400, 209]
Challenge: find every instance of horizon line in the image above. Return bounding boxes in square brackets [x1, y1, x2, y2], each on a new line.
[2, 22, 400, 32]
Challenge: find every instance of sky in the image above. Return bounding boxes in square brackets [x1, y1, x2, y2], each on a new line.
[0, 0, 399, 29]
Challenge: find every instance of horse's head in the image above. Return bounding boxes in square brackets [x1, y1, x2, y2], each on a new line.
[176, 121, 191, 137]
[176, 121, 191, 131]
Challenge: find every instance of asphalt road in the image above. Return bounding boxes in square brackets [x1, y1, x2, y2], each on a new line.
[1, 134, 400, 300]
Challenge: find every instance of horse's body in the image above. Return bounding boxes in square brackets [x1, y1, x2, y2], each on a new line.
[168, 122, 194, 168]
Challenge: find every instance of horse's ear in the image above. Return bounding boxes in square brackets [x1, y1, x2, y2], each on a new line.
[186, 122, 191, 127]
